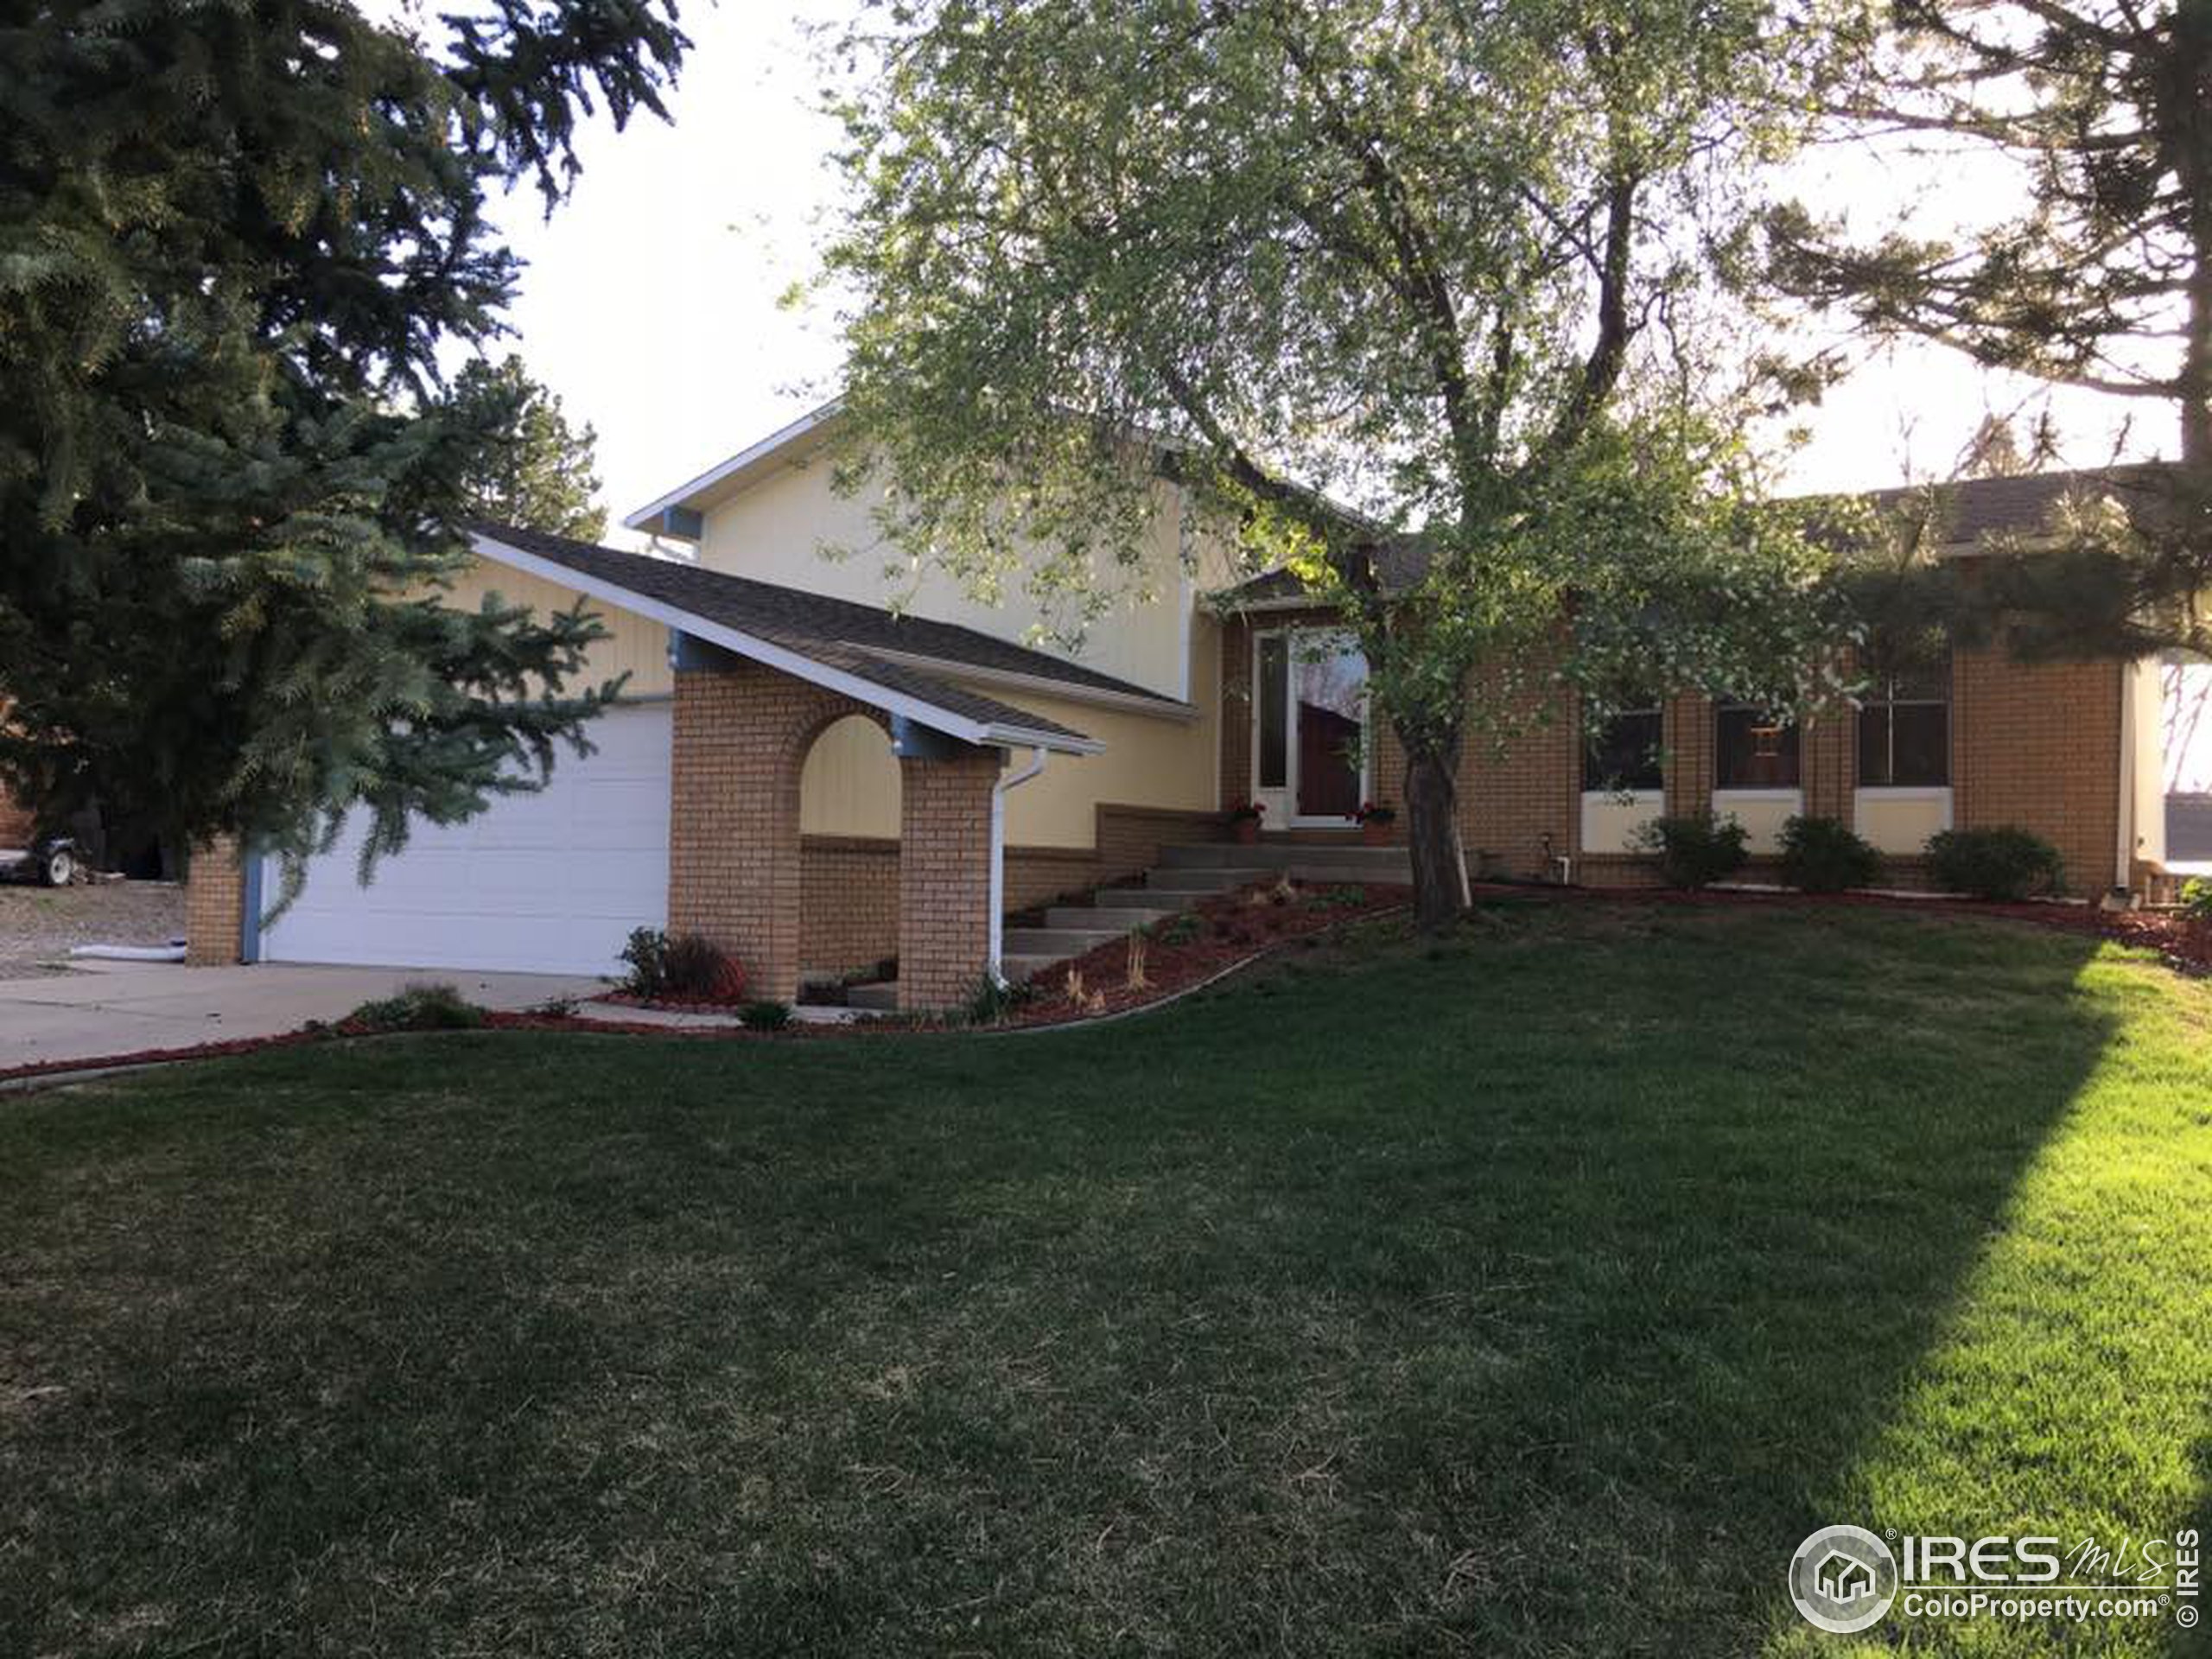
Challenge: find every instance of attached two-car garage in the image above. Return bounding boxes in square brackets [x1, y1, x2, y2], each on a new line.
[256, 702, 672, 977]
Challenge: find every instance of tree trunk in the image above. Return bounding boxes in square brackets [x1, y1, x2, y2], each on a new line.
[1398, 723, 1471, 931]
[2179, 0, 2212, 468]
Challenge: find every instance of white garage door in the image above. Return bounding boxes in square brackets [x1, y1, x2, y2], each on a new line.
[259, 702, 672, 976]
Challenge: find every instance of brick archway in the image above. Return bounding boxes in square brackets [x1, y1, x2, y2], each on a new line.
[668, 658, 1001, 1010]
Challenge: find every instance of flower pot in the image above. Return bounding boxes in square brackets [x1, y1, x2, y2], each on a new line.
[1233, 817, 1262, 845]
[1361, 819, 1393, 846]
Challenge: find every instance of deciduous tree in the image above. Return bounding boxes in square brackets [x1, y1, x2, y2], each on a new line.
[817, 0, 1866, 927]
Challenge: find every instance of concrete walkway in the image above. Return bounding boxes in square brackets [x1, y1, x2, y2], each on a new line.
[0, 961, 604, 1073]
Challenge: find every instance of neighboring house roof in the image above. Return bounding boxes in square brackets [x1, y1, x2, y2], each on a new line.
[1854, 462, 2176, 544]
[1211, 463, 2183, 609]
[466, 522, 1192, 754]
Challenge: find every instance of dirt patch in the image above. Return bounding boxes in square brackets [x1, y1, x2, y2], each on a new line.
[0, 883, 183, 979]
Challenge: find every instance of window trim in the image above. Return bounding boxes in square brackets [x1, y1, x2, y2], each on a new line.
[1581, 702, 1665, 794]
[1713, 701, 1802, 791]
[1855, 666, 1951, 790]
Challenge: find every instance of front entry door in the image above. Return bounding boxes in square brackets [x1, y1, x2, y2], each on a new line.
[1252, 629, 1370, 826]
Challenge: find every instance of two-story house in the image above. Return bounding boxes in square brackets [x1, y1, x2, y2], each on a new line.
[184, 406, 2175, 1008]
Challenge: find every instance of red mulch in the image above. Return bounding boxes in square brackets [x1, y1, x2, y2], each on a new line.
[6, 879, 2205, 1085]
[989, 877, 1412, 1028]
[1465, 880, 2212, 976]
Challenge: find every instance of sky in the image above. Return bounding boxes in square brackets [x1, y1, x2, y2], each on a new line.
[456, 3, 2165, 538]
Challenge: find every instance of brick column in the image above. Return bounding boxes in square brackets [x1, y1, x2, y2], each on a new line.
[1218, 617, 1253, 806]
[1952, 645, 2122, 895]
[1459, 661, 1576, 878]
[184, 836, 245, 965]
[1802, 712, 1853, 826]
[1663, 695, 1713, 820]
[668, 663, 881, 1004]
[898, 747, 1001, 1011]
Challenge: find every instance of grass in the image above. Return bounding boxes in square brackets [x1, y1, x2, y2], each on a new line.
[1, 903, 2207, 1656]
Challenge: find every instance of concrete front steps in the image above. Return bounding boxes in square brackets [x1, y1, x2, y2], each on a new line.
[996, 838, 1413, 986]
[833, 840, 1415, 1003]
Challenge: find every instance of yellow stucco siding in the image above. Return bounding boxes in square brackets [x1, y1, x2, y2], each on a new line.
[995, 705, 1217, 847]
[2128, 657, 2165, 868]
[440, 560, 674, 699]
[691, 456, 1217, 702]
[799, 714, 901, 836]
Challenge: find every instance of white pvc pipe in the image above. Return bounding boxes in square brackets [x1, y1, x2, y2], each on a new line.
[68, 943, 187, 963]
[988, 746, 1049, 982]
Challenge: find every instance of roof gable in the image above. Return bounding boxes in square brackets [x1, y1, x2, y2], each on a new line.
[468, 523, 1145, 754]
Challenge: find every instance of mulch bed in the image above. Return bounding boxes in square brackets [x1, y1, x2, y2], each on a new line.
[1471, 879, 2212, 976]
[6, 878, 2205, 1086]
[988, 876, 1412, 1027]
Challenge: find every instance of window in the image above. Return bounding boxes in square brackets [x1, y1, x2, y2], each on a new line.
[1583, 704, 1663, 792]
[1255, 633, 1288, 790]
[1858, 656, 1950, 787]
[1715, 703, 1800, 789]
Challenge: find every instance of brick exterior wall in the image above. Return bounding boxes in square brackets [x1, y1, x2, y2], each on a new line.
[184, 836, 245, 965]
[1219, 614, 1256, 809]
[897, 748, 1001, 1010]
[800, 835, 901, 977]
[1003, 844, 1102, 912]
[1093, 802, 1232, 873]
[671, 661, 1060, 1010]
[671, 664, 863, 1001]
[795, 804, 1230, 981]
[1953, 646, 2122, 895]
[1218, 615, 2129, 896]
[1460, 664, 1577, 879]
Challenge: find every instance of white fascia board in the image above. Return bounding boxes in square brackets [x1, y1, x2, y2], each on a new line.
[471, 532, 1102, 757]
[858, 644, 1196, 722]
[984, 723, 1104, 755]
[1206, 588, 1333, 614]
[621, 401, 844, 531]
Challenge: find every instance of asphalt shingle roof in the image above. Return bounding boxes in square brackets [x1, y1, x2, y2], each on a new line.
[1854, 463, 2176, 544]
[467, 523, 1189, 747]
[1213, 464, 2183, 606]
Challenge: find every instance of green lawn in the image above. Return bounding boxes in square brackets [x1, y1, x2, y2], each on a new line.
[3, 904, 2208, 1656]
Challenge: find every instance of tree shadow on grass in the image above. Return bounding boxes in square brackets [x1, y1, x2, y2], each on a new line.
[634, 906, 2146, 1656]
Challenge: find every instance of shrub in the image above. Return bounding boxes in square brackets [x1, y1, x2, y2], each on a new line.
[1632, 813, 1750, 889]
[619, 926, 745, 1001]
[1925, 826, 2066, 901]
[957, 973, 1039, 1026]
[2181, 877, 2212, 921]
[346, 981, 485, 1032]
[1778, 816, 1880, 893]
[1147, 912, 1203, 946]
[1300, 883, 1368, 912]
[618, 926, 671, 996]
[738, 999, 791, 1032]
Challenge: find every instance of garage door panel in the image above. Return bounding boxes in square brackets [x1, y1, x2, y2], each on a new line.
[260, 704, 671, 975]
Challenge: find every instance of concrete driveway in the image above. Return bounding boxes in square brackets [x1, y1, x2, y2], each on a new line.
[0, 961, 606, 1074]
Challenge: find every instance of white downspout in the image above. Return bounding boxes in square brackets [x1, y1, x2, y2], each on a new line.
[989, 746, 1049, 982]
[2116, 658, 2136, 893]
